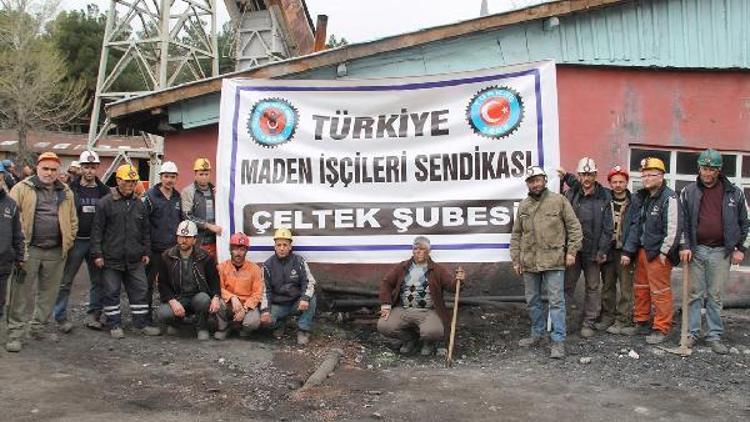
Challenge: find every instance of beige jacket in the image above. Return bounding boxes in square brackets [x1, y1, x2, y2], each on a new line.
[510, 189, 582, 272]
[9, 176, 78, 259]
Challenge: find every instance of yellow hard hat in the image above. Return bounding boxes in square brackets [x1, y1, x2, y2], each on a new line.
[115, 164, 139, 181]
[193, 158, 212, 171]
[640, 157, 666, 173]
[273, 227, 293, 241]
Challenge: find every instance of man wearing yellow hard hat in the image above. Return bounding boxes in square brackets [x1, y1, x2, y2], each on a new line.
[621, 157, 682, 345]
[181, 158, 223, 259]
[260, 228, 317, 346]
[90, 164, 161, 339]
[5, 152, 78, 353]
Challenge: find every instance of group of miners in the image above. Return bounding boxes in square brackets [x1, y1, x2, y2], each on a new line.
[511, 150, 749, 358]
[0, 148, 747, 361]
[0, 152, 317, 352]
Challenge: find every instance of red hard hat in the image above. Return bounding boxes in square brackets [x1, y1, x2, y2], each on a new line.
[607, 165, 629, 182]
[229, 232, 250, 248]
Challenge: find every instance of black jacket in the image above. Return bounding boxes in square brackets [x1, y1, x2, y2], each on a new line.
[680, 175, 749, 256]
[90, 188, 151, 270]
[562, 174, 614, 260]
[623, 184, 683, 265]
[0, 189, 24, 272]
[157, 245, 219, 302]
[262, 253, 316, 308]
[144, 184, 182, 252]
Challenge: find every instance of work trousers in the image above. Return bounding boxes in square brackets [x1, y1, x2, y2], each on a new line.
[215, 302, 261, 333]
[688, 245, 730, 341]
[145, 250, 167, 323]
[6, 246, 65, 340]
[600, 249, 634, 326]
[101, 264, 149, 329]
[564, 253, 601, 327]
[633, 248, 673, 334]
[377, 307, 444, 342]
[156, 292, 211, 330]
[0, 270, 9, 320]
[53, 238, 103, 322]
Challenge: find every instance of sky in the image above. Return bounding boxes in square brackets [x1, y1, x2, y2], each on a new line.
[59, 0, 552, 43]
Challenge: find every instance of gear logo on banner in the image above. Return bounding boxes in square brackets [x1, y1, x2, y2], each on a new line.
[247, 98, 299, 148]
[466, 86, 524, 139]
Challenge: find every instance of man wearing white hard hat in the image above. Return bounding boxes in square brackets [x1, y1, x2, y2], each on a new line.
[558, 157, 613, 338]
[53, 150, 111, 332]
[143, 160, 182, 324]
[510, 166, 582, 359]
[155, 220, 221, 340]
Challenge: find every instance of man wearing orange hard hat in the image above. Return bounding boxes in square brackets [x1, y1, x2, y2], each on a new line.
[5, 152, 78, 353]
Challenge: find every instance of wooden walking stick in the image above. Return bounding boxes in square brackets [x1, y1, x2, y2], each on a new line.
[660, 262, 692, 357]
[446, 266, 464, 367]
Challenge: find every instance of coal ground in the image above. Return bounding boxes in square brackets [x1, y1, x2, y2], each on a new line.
[1, 270, 749, 421]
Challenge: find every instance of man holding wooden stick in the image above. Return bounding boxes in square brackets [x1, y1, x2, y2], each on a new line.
[377, 236, 465, 357]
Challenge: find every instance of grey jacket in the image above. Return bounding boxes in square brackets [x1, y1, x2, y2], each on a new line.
[181, 182, 216, 244]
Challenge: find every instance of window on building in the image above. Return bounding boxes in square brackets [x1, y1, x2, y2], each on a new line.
[629, 147, 750, 267]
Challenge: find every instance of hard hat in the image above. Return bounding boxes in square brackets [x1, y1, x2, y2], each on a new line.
[69, 161, 81, 169]
[607, 165, 629, 182]
[176, 220, 198, 237]
[79, 150, 100, 164]
[524, 166, 547, 181]
[1, 159, 12, 167]
[159, 161, 179, 175]
[115, 164, 139, 181]
[37, 151, 61, 165]
[193, 158, 211, 171]
[576, 157, 597, 173]
[697, 149, 723, 168]
[0, 162, 5, 173]
[639, 157, 666, 173]
[273, 227, 293, 241]
[229, 232, 250, 248]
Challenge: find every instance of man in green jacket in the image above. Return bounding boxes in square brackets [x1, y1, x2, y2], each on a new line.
[510, 166, 582, 359]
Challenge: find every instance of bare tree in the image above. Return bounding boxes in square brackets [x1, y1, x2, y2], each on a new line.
[0, 0, 88, 165]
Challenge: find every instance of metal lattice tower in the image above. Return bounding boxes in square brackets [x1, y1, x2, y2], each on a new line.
[88, 0, 219, 174]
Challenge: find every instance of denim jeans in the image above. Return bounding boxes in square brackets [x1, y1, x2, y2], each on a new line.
[524, 270, 565, 342]
[270, 295, 317, 332]
[53, 238, 103, 322]
[688, 245, 730, 341]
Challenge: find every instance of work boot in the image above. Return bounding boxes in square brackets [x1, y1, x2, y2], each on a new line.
[420, 341, 435, 356]
[518, 335, 542, 347]
[580, 326, 595, 338]
[239, 328, 252, 339]
[594, 320, 613, 331]
[272, 325, 285, 339]
[84, 313, 103, 330]
[5, 340, 22, 353]
[214, 330, 228, 341]
[707, 340, 728, 355]
[197, 329, 210, 341]
[634, 323, 651, 336]
[619, 324, 639, 336]
[166, 325, 179, 336]
[685, 335, 698, 348]
[645, 332, 666, 344]
[606, 323, 623, 335]
[57, 320, 74, 334]
[110, 327, 125, 339]
[399, 338, 418, 355]
[550, 341, 565, 359]
[296, 330, 310, 346]
[139, 326, 162, 336]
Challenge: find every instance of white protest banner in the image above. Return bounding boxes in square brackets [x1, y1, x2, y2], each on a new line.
[216, 60, 559, 263]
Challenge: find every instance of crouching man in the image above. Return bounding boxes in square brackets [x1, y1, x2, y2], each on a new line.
[156, 220, 221, 340]
[377, 236, 465, 356]
[214, 232, 264, 340]
[260, 228, 317, 346]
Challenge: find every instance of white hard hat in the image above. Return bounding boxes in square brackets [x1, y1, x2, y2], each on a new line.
[79, 150, 100, 164]
[576, 157, 597, 173]
[525, 166, 547, 181]
[176, 220, 198, 237]
[159, 161, 179, 175]
[70, 161, 81, 169]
